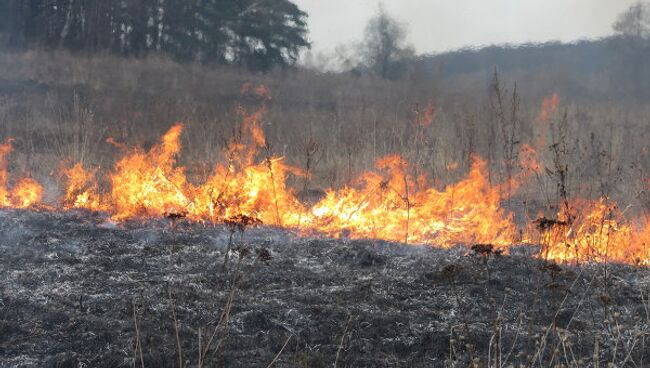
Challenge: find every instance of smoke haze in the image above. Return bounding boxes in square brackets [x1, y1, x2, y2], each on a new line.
[295, 0, 639, 53]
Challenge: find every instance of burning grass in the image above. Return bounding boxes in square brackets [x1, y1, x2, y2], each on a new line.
[0, 59, 648, 366]
[0, 140, 43, 208]
[0, 209, 648, 366]
[0, 88, 648, 266]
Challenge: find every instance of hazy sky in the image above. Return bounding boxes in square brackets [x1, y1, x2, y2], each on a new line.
[294, 0, 639, 54]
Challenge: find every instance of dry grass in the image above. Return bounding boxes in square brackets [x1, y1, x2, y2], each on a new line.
[0, 49, 649, 215]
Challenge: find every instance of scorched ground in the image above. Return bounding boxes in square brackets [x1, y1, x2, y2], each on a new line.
[0, 209, 648, 367]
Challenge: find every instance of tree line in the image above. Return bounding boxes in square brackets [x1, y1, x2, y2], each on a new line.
[0, 0, 310, 71]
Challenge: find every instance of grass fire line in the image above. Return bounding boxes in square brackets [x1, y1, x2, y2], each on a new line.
[0, 104, 648, 266]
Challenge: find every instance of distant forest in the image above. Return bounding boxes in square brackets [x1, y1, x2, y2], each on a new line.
[0, 0, 310, 71]
[1, 1, 650, 99]
[414, 37, 650, 100]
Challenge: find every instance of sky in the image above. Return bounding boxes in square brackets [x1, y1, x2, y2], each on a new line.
[293, 0, 639, 55]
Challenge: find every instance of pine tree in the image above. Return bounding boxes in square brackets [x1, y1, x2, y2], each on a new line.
[0, 0, 310, 70]
[229, 0, 310, 70]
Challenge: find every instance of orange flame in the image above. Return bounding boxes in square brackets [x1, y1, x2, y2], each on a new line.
[63, 163, 104, 211]
[0, 139, 44, 208]
[537, 93, 560, 123]
[532, 93, 561, 151]
[304, 155, 516, 247]
[531, 199, 649, 265]
[10, 178, 43, 208]
[0, 88, 646, 266]
[109, 123, 191, 220]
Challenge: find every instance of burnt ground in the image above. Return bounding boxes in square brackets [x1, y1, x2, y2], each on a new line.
[0, 210, 648, 367]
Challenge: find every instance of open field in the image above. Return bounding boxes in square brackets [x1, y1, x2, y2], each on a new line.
[0, 50, 649, 367]
[1, 50, 650, 196]
[1, 209, 649, 367]
[2, 0, 650, 366]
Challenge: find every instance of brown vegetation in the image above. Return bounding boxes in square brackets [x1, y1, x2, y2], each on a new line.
[1, 50, 649, 202]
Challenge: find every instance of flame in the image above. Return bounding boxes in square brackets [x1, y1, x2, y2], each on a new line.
[109, 123, 191, 220]
[533, 93, 561, 150]
[0, 139, 44, 208]
[189, 104, 305, 226]
[95, 108, 516, 249]
[105, 104, 305, 226]
[0, 89, 647, 265]
[531, 199, 649, 265]
[10, 178, 43, 208]
[87, 107, 645, 264]
[63, 163, 104, 211]
[192, 156, 305, 226]
[304, 155, 516, 247]
[537, 93, 560, 123]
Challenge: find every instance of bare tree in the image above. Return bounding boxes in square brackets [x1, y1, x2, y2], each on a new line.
[360, 4, 414, 79]
[610, 2, 650, 98]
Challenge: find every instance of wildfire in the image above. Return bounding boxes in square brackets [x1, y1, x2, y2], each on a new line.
[10, 178, 43, 208]
[190, 104, 305, 226]
[109, 123, 191, 220]
[304, 155, 516, 247]
[0, 139, 44, 208]
[530, 199, 649, 265]
[0, 92, 648, 266]
[537, 93, 560, 123]
[62, 163, 104, 211]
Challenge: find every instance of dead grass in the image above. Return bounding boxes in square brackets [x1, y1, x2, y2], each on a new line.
[0, 49, 649, 221]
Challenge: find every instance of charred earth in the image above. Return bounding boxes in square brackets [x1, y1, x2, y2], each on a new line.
[0, 209, 648, 367]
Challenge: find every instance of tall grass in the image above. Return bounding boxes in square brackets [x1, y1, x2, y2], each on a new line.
[0, 49, 648, 217]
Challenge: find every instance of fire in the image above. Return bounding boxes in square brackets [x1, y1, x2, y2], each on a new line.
[89, 105, 649, 264]
[105, 107, 305, 226]
[94, 109, 517, 249]
[10, 178, 43, 208]
[109, 123, 192, 220]
[190, 108, 304, 226]
[537, 93, 560, 123]
[305, 155, 516, 247]
[0, 139, 44, 208]
[63, 163, 104, 211]
[199, 104, 305, 227]
[0, 91, 648, 266]
[192, 155, 305, 226]
[532, 93, 561, 151]
[531, 199, 650, 265]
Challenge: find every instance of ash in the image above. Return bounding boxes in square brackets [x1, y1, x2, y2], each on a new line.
[0, 210, 648, 367]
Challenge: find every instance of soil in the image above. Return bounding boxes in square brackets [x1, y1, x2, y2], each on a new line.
[0, 209, 648, 367]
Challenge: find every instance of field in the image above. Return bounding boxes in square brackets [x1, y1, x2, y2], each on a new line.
[1, 209, 649, 367]
[0, 50, 649, 366]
